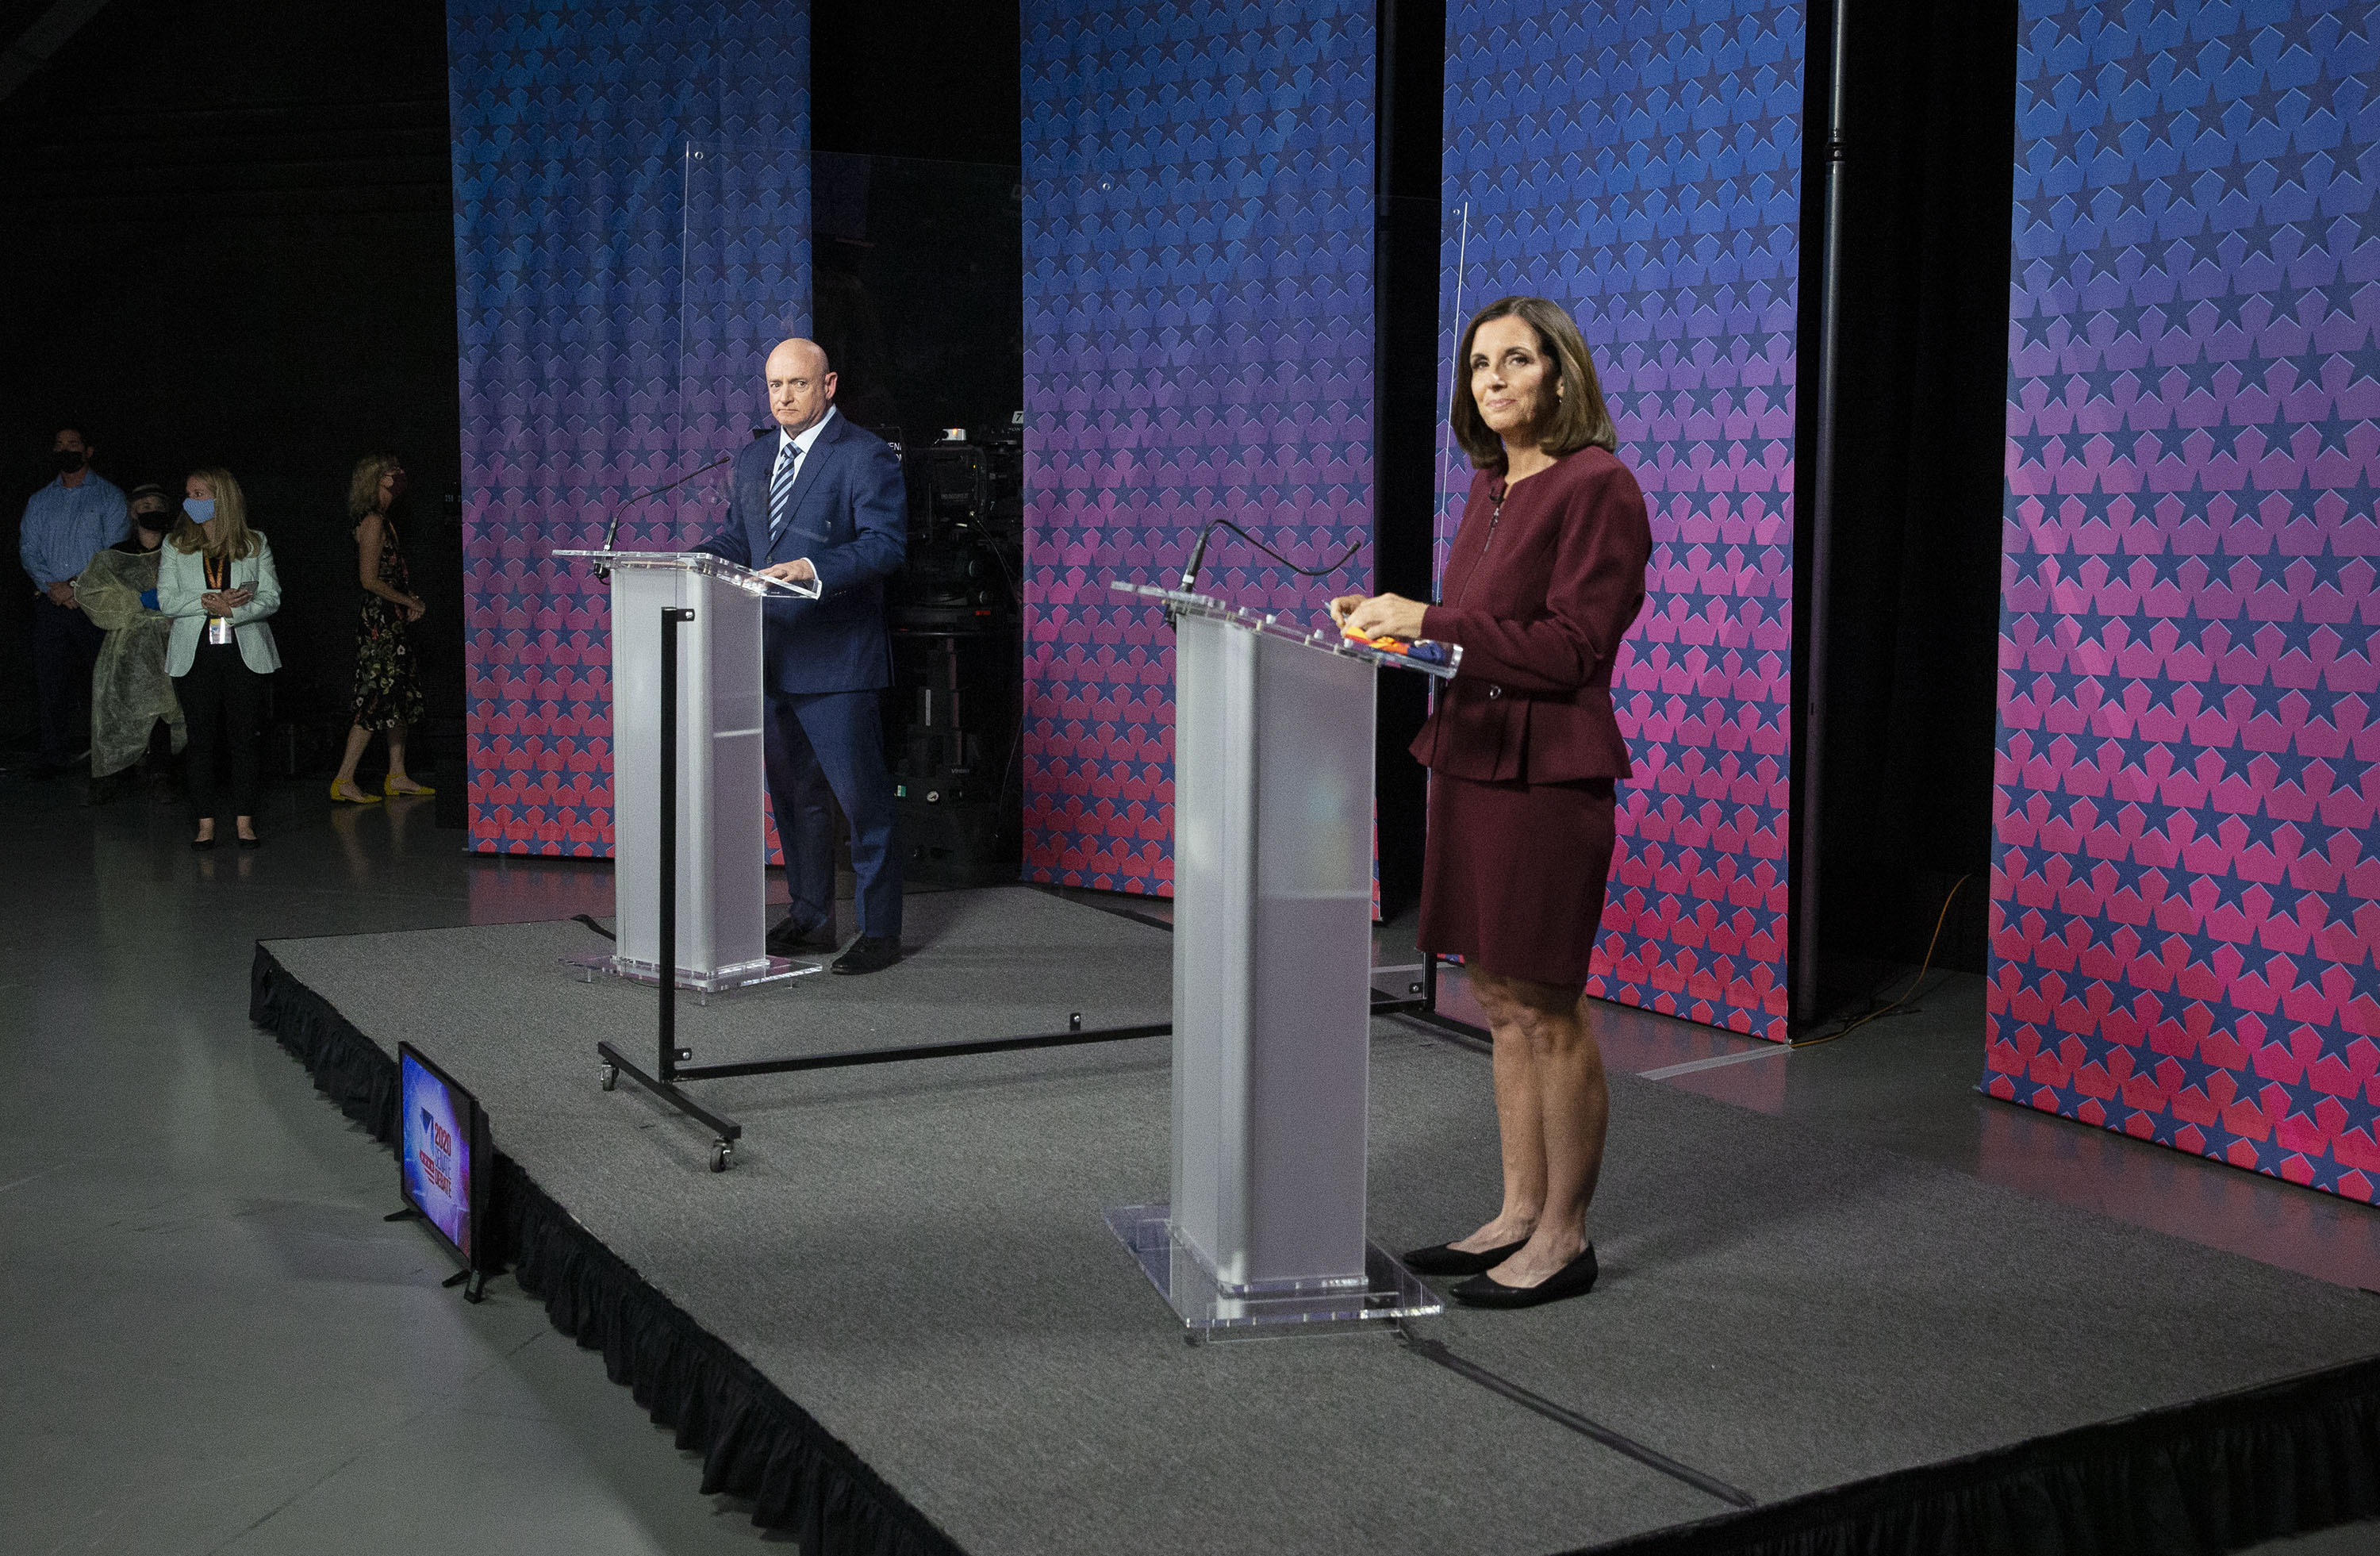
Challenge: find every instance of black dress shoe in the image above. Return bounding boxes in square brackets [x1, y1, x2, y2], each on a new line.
[190, 834, 217, 851]
[766, 913, 836, 955]
[236, 833, 263, 850]
[1450, 1244, 1599, 1309]
[829, 935, 902, 975]
[1401, 1237, 1529, 1276]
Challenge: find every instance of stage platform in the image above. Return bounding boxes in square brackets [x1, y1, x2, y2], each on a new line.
[250, 887, 2380, 1556]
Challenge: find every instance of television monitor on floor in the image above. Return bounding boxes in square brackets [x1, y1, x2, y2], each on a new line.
[398, 1043, 491, 1274]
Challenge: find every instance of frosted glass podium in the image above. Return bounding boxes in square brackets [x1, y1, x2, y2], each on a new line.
[551, 549, 822, 994]
[1104, 583, 1457, 1338]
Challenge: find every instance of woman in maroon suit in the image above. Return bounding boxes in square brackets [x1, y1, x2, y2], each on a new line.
[1333, 295, 1651, 1309]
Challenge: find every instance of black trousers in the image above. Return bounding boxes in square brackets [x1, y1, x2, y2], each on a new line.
[32, 594, 103, 767]
[176, 642, 267, 819]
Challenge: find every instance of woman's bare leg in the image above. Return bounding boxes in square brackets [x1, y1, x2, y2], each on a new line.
[1479, 971, 1607, 1286]
[330, 723, 374, 799]
[1446, 969, 1549, 1251]
[385, 723, 424, 790]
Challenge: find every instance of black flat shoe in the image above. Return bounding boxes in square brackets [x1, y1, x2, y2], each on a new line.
[1401, 1237, 1529, 1276]
[1451, 1244, 1599, 1309]
[830, 935, 903, 975]
[190, 835, 217, 851]
[766, 913, 836, 955]
[236, 834, 263, 850]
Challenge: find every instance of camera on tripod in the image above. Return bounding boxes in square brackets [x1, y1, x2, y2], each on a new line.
[878, 419, 1025, 884]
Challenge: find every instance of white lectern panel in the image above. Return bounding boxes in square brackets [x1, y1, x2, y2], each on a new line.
[1172, 612, 1376, 1292]
[553, 549, 817, 993]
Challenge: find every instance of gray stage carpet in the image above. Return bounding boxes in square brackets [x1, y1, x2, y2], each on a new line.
[260, 887, 2380, 1555]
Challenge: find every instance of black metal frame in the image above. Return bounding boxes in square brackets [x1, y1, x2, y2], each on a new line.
[1387, 951, 1491, 1048]
[597, 605, 1177, 1171]
[597, 605, 1484, 1170]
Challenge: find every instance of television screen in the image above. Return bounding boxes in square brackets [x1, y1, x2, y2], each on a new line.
[399, 1044, 479, 1268]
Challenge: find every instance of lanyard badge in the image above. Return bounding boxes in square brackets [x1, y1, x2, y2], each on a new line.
[206, 554, 235, 644]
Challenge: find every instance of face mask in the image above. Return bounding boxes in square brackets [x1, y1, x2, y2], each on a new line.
[132, 509, 167, 531]
[184, 498, 217, 524]
[53, 449, 86, 474]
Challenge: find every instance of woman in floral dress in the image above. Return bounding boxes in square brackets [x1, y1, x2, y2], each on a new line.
[328, 452, 432, 804]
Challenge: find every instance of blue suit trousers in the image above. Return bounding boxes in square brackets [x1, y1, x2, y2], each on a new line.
[766, 688, 901, 942]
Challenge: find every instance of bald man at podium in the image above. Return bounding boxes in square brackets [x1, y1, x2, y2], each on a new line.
[693, 337, 908, 975]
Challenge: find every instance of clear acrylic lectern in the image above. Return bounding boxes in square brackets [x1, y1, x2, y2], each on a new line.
[552, 550, 822, 995]
[1104, 583, 1457, 1338]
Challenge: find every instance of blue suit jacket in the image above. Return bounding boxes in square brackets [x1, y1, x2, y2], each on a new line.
[693, 413, 908, 694]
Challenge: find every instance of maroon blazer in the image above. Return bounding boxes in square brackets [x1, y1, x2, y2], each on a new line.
[1412, 446, 1652, 783]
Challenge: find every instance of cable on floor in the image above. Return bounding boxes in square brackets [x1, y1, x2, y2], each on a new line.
[1791, 874, 1968, 1051]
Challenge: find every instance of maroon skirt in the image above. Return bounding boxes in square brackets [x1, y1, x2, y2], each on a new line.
[1418, 771, 1617, 989]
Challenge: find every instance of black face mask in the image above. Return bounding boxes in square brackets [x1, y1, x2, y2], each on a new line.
[52, 449, 86, 474]
[132, 510, 167, 536]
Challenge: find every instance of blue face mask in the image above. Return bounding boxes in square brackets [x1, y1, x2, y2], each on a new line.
[184, 497, 217, 524]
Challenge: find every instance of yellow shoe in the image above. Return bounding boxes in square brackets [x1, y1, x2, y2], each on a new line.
[329, 780, 383, 805]
[384, 777, 436, 797]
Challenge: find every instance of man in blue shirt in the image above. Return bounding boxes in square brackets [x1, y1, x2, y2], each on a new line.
[19, 424, 129, 777]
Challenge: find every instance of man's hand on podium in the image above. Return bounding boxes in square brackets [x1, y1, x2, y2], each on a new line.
[761, 559, 817, 586]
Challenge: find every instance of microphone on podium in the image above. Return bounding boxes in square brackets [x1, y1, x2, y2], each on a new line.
[1171, 518, 1363, 605]
[592, 453, 735, 578]
[1177, 524, 1218, 595]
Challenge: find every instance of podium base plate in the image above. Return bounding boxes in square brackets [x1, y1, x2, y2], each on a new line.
[1104, 1203, 1442, 1341]
[562, 951, 823, 1002]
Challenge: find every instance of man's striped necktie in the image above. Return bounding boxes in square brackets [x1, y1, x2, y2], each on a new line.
[767, 439, 800, 547]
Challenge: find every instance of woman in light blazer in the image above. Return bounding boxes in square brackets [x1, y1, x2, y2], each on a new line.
[158, 468, 281, 848]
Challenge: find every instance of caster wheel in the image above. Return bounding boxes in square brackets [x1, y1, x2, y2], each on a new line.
[600, 1063, 619, 1092]
[710, 1141, 732, 1173]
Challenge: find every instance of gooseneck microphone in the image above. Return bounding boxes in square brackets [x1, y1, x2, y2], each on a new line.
[1175, 517, 1362, 597]
[1177, 525, 1217, 594]
[592, 454, 735, 578]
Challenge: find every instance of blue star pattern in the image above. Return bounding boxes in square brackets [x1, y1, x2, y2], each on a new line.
[450, 2, 810, 855]
[1020, 2, 1376, 890]
[1441, 0, 1806, 1039]
[1990, 0, 2380, 1204]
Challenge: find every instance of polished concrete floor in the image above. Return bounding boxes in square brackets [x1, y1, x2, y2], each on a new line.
[2, 771, 2374, 1554]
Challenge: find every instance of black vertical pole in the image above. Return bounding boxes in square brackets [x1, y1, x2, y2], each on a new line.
[1792, 0, 1851, 1025]
[659, 606, 693, 1081]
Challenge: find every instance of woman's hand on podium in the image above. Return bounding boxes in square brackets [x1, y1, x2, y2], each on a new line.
[1341, 593, 1428, 643]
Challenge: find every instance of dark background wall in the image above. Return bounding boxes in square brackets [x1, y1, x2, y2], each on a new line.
[1372, 0, 1445, 915]
[807, 2, 1025, 443]
[0, 0, 1023, 774]
[0, 0, 462, 768]
[1799, 0, 2019, 995]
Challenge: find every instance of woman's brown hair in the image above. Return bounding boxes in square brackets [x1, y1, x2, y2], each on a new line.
[1449, 295, 1618, 471]
[348, 451, 404, 522]
[168, 468, 262, 560]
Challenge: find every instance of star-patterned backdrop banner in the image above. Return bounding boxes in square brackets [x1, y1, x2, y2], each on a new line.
[1019, 1, 1377, 892]
[449, 2, 809, 855]
[1441, 0, 1806, 1040]
[1990, 2, 2380, 1203]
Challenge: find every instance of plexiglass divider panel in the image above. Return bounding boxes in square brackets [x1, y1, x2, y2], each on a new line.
[681, 146, 1023, 472]
[671, 148, 1029, 881]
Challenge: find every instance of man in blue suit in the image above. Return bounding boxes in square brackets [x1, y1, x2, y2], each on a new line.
[694, 338, 907, 974]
